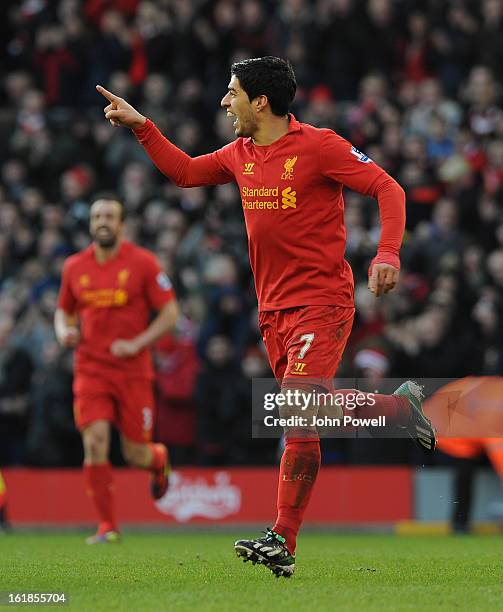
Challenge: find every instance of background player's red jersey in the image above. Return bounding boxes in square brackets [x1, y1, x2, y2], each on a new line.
[58, 240, 175, 378]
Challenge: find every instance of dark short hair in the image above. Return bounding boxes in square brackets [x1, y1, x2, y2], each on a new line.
[231, 56, 296, 116]
[91, 192, 126, 221]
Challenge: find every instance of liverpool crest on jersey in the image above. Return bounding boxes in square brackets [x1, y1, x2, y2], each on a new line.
[281, 156, 297, 180]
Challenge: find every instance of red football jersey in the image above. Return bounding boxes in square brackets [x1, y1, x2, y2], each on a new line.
[135, 115, 405, 311]
[58, 240, 175, 378]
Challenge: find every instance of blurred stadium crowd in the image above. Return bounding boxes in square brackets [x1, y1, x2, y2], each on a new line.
[1, 0, 503, 467]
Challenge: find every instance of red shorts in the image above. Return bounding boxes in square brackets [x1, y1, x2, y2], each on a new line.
[73, 373, 155, 443]
[259, 305, 355, 390]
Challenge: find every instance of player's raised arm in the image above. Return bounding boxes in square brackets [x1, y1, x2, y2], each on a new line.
[320, 130, 405, 297]
[96, 85, 234, 188]
[96, 85, 147, 129]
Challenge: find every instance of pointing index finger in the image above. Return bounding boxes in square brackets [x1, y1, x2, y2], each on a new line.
[368, 266, 378, 294]
[96, 85, 118, 102]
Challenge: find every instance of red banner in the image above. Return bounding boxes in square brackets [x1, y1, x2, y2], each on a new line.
[2, 467, 411, 525]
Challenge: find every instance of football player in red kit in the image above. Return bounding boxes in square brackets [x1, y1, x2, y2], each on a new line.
[96, 57, 435, 574]
[55, 197, 178, 543]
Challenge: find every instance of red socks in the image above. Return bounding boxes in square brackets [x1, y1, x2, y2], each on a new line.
[273, 439, 321, 555]
[338, 390, 411, 426]
[271, 392, 411, 555]
[147, 443, 167, 472]
[83, 445, 167, 534]
[84, 462, 117, 534]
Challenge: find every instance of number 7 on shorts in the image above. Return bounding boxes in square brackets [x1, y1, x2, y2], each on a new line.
[298, 333, 314, 359]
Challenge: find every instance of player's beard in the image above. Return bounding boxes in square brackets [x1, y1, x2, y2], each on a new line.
[235, 112, 257, 138]
[92, 229, 118, 249]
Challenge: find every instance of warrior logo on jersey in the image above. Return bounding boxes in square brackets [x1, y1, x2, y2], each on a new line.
[156, 272, 172, 291]
[350, 146, 372, 163]
[243, 162, 255, 175]
[281, 156, 297, 180]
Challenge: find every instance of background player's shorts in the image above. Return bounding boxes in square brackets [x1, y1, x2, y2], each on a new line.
[73, 373, 155, 443]
[259, 305, 355, 391]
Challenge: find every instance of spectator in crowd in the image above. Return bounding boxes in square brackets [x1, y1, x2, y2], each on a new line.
[0, 314, 34, 465]
[154, 314, 200, 465]
[194, 334, 242, 465]
[25, 346, 80, 466]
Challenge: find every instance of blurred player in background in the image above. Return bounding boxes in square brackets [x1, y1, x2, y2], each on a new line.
[55, 196, 178, 544]
[96, 56, 435, 575]
[0, 471, 8, 532]
[424, 377, 503, 533]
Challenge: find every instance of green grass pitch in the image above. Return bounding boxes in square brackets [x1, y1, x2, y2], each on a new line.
[1, 532, 503, 611]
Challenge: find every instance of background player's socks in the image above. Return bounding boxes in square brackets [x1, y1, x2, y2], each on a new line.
[273, 439, 321, 554]
[148, 443, 170, 500]
[147, 443, 167, 471]
[83, 462, 118, 534]
[338, 390, 411, 426]
[97, 521, 116, 535]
